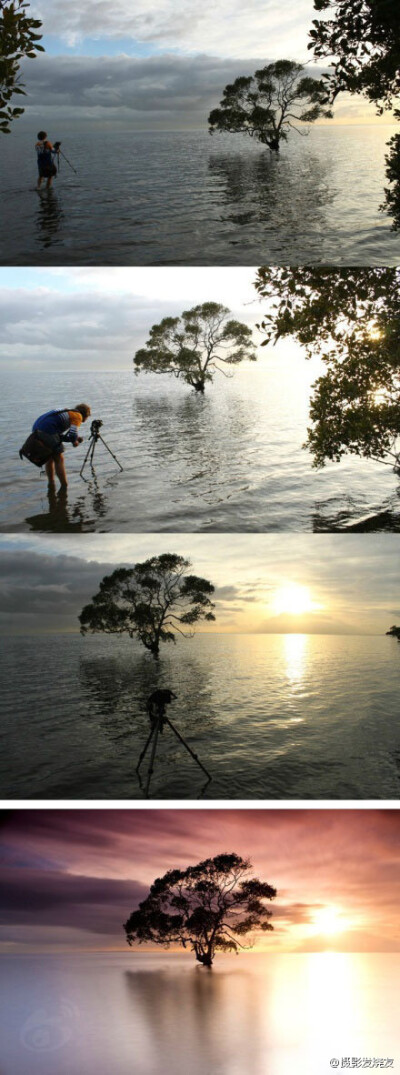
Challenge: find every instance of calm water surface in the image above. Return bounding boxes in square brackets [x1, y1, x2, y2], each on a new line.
[1, 127, 399, 265]
[1, 633, 399, 799]
[1, 952, 399, 1075]
[2, 367, 399, 533]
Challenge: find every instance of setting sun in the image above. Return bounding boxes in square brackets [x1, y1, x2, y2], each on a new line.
[271, 583, 323, 617]
[311, 907, 346, 937]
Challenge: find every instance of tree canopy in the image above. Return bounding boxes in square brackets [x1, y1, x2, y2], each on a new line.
[133, 301, 256, 393]
[124, 853, 277, 967]
[308, 0, 400, 111]
[0, 0, 44, 133]
[79, 553, 216, 658]
[255, 267, 400, 468]
[386, 625, 400, 640]
[208, 60, 332, 151]
[381, 131, 400, 230]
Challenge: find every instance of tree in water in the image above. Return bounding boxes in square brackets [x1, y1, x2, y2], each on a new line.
[134, 302, 256, 394]
[386, 625, 400, 640]
[208, 60, 332, 152]
[79, 553, 215, 659]
[0, 0, 44, 133]
[255, 267, 400, 469]
[308, 0, 400, 111]
[124, 853, 277, 967]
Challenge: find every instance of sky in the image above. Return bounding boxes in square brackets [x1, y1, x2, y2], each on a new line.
[0, 266, 269, 371]
[0, 533, 398, 636]
[11, 0, 391, 129]
[1, 807, 399, 953]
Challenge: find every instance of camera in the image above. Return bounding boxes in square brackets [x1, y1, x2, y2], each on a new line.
[54, 141, 62, 150]
[90, 419, 103, 436]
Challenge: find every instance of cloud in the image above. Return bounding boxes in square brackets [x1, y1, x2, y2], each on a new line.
[0, 534, 398, 634]
[0, 271, 259, 370]
[32, 0, 315, 60]
[1, 809, 400, 951]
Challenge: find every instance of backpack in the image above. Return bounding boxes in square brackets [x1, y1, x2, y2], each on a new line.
[19, 431, 54, 468]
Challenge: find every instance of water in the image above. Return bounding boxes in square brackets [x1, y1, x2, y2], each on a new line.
[2, 366, 399, 533]
[1, 952, 399, 1075]
[1, 633, 399, 799]
[1, 126, 400, 265]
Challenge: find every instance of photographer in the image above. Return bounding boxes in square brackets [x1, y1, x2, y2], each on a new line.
[29, 404, 91, 487]
[35, 132, 61, 190]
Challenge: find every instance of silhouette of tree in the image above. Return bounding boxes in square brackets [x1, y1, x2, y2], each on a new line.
[134, 302, 256, 394]
[381, 131, 400, 230]
[255, 267, 400, 468]
[386, 625, 400, 640]
[308, 0, 400, 112]
[124, 853, 277, 967]
[208, 61, 332, 151]
[0, 0, 44, 133]
[79, 553, 215, 659]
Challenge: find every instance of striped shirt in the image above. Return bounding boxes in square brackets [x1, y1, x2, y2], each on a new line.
[32, 409, 83, 445]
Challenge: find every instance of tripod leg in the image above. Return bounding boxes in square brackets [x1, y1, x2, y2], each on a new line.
[145, 721, 160, 798]
[165, 719, 211, 781]
[136, 726, 155, 773]
[98, 433, 123, 471]
[80, 439, 93, 477]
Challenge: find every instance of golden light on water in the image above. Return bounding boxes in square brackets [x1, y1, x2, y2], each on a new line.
[283, 633, 308, 684]
[271, 583, 323, 616]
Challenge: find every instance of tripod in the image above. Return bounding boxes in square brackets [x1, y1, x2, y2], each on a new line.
[57, 148, 78, 175]
[80, 425, 123, 479]
[136, 698, 211, 798]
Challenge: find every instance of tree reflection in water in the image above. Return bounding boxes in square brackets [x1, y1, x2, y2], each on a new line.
[208, 147, 336, 245]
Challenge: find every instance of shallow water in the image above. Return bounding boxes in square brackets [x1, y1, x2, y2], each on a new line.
[2, 366, 399, 533]
[1, 126, 399, 265]
[1, 633, 399, 799]
[1, 952, 399, 1075]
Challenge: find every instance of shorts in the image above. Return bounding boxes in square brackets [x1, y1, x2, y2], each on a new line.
[37, 163, 57, 179]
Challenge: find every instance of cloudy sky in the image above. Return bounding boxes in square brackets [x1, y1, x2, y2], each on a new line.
[11, 0, 390, 129]
[0, 266, 269, 371]
[1, 807, 399, 952]
[0, 533, 398, 635]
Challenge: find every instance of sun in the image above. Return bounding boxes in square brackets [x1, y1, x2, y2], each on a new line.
[311, 907, 345, 937]
[271, 583, 322, 616]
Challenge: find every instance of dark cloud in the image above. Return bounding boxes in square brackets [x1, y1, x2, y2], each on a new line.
[0, 551, 112, 631]
[19, 53, 327, 129]
[0, 867, 145, 938]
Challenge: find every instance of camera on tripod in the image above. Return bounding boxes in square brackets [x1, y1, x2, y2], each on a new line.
[90, 419, 103, 437]
[80, 418, 123, 479]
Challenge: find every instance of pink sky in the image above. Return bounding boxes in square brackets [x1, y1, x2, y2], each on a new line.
[1, 809, 399, 954]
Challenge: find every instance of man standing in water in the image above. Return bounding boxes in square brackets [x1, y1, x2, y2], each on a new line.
[35, 131, 61, 190]
[31, 404, 91, 487]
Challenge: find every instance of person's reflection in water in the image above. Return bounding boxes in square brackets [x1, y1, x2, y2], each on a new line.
[35, 189, 64, 249]
[25, 484, 86, 532]
[123, 964, 263, 1075]
[25, 475, 111, 533]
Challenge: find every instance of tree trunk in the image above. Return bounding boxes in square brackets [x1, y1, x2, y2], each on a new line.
[193, 379, 205, 393]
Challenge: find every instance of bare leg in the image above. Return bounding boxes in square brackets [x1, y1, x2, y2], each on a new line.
[37, 176, 43, 189]
[46, 177, 53, 190]
[54, 453, 68, 487]
[45, 458, 55, 483]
